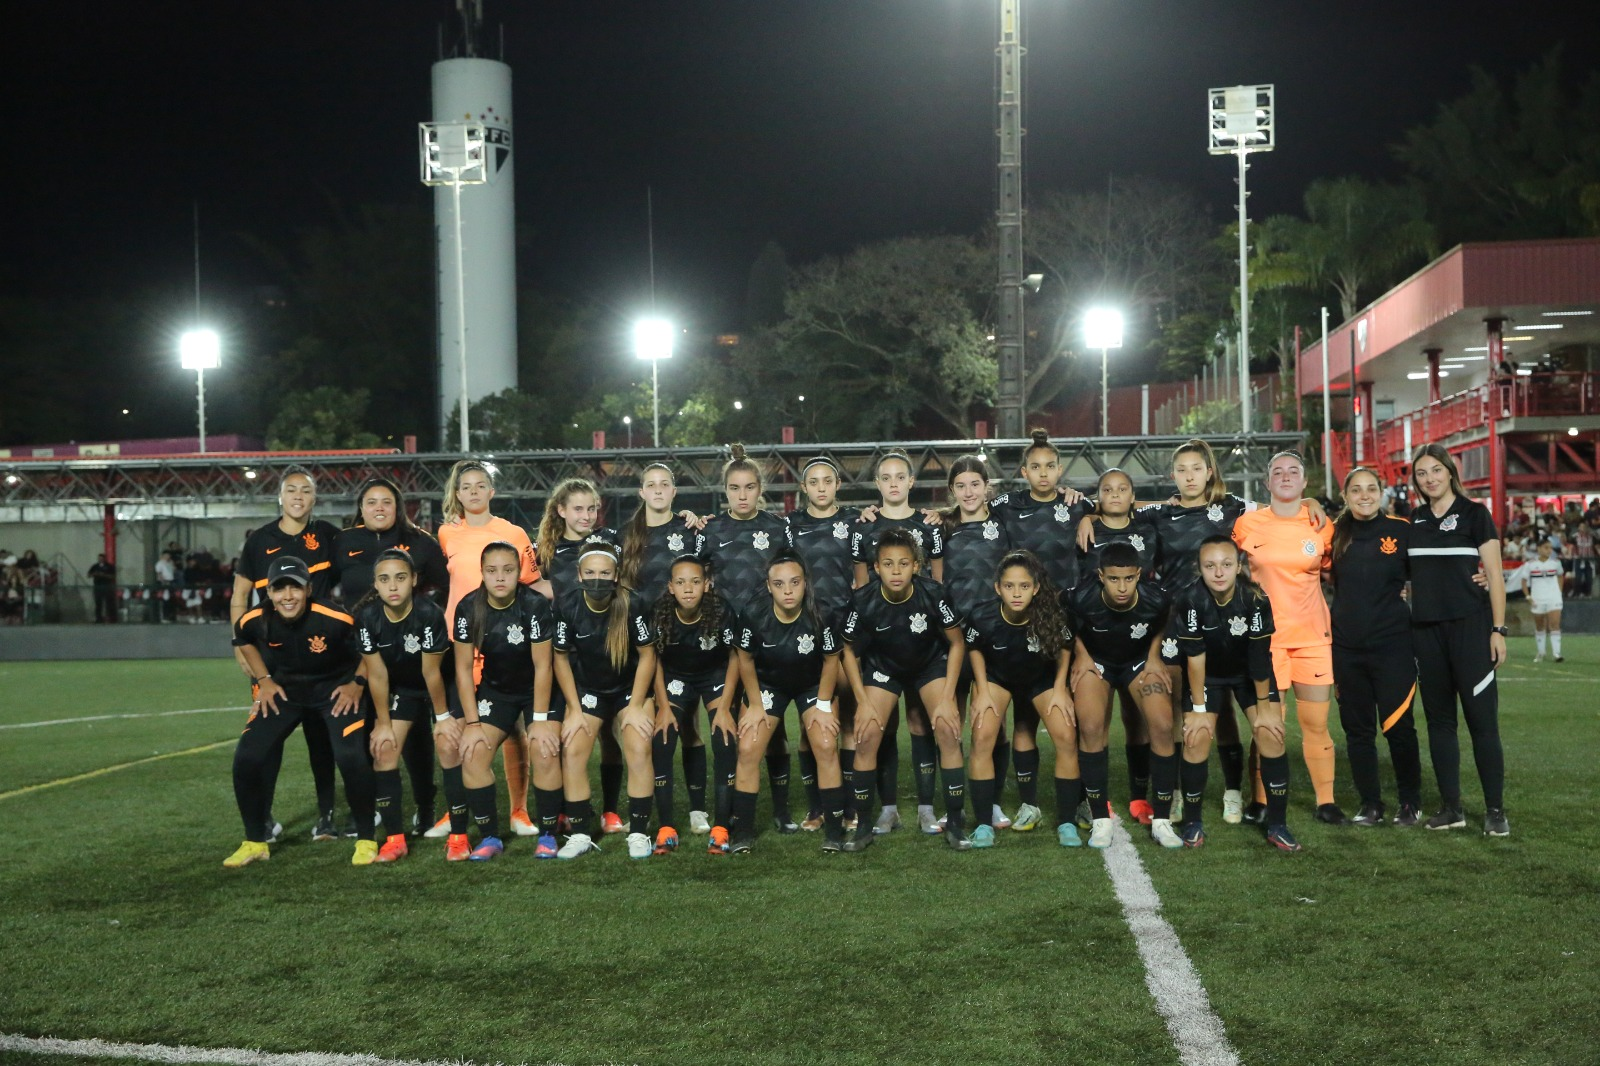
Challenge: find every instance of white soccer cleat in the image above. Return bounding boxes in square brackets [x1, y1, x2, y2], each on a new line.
[1222, 790, 1243, 825]
[1010, 802, 1042, 831]
[556, 833, 600, 860]
[917, 806, 941, 835]
[1151, 818, 1184, 849]
[423, 813, 452, 839]
[1088, 818, 1115, 848]
[626, 832, 652, 860]
[688, 810, 711, 835]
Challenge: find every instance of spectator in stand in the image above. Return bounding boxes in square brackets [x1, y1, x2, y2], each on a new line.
[0, 548, 16, 568]
[88, 553, 117, 623]
[1, 563, 23, 624]
[1572, 523, 1594, 598]
[154, 551, 178, 622]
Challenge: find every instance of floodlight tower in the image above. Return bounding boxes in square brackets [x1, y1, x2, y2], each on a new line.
[993, 0, 1026, 440]
[1208, 84, 1275, 435]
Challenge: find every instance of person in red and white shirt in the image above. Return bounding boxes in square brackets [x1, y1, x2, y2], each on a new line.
[1511, 539, 1565, 662]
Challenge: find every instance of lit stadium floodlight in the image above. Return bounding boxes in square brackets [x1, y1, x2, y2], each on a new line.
[635, 318, 675, 447]
[420, 121, 488, 453]
[179, 329, 221, 453]
[1083, 308, 1124, 437]
[1209, 84, 1275, 435]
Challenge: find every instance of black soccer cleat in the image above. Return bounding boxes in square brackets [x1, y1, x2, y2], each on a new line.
[1425, 806, 1467, 831]
[821, 829, 846, 854]
[1265, 825, 1303, 852]
[729, 836, 755, 855]
[1483, 809, 1511, 837]
[1241, 802, 1268, 826]
[943, 824, 973, 851]
[771, 815, 800, 835]
[1392, 803, 1421, 828]
[312, 811, 338, 842]
[1314, 803, 1350, 826]
[1351, 803, 1386, 828]
[841, 825, 876, 853]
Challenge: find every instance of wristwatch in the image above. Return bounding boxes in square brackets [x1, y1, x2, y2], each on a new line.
[1491, 625, 1509, 636]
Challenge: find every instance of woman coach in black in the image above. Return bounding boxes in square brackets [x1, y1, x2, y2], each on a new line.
[1407, 445, 1509, 837]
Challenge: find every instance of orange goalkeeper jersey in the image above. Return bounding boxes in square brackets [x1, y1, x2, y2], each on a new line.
[1232, 504, 1333, 650]
[437, 516, 541, 624]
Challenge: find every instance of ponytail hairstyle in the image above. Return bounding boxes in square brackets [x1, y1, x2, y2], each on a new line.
[651, 554, 724, 652]
[1172, 439, 1226, 505]
[939, 454, 990, 534]
[621, 462, 674, 590]
[441, 459, 494, 523]
[993, 549, 1068, 659]
[468, 541, 521, 651]
[1196, 532, 1263, 598]
[722, 443, 765, 495]
[873, 526, 924, 570]
[765, 548, 821, 634]
[350, 546, 416, 616]
[1332, 466, 1383, 562]
[1410, 443, 1467, 501]
[1021, 428, 1057, 467]
[578, 541, 638, 675]
[1095, 467, 1135, 517]
[799, 455, 841, 508]
[875, 449, 914, 480]
[537, 477, 601, 572]
[348, 475, 425, 538]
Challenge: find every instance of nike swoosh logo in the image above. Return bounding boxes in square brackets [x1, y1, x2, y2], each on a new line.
[875, 625, 892, 631]
[347, 550, 362, 556]
[377, 642, 393, 648]
[1250, 544, 1264, 552]
[265, 548, 281, 555]
[268, 642, 283, 647]
[762, 642, 779, 647]
[1314, 672, 1328, 679]
[1091, 626, 1108, 632]
[991, 645, 1007, 651]
[719, 540, 735, 548]
[1202, 626, 1217, 631]
[797, 528, 819, 536]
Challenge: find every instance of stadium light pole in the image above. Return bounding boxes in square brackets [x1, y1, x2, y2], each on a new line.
[634, 318, 674, 447]
[419, 121, 488, 453]
[1084, 308, 1123, 436]
[622, 414, 633, 449]
[179, 329, 220, 453]
[1209, 84, 1275, 435]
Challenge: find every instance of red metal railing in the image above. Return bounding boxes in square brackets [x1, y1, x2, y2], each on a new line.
[1374, 372, 1600, 462]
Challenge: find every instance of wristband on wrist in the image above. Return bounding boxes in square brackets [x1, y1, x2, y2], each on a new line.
[814, 698, 833, 713]
[464, 718, 481, 726]
[434, 711, 452, 723]
[1191, 702, 1208, 715]
[531, 712, 549, 722]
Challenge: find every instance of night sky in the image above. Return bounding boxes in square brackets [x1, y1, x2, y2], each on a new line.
[14, 1, 1597, 330]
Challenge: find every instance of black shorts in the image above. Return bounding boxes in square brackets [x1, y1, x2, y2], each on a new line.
[1199, 676, 1276, 716]
[986, 669, 1056, 706]
[1091, 660, 1146, 691]
[388, 691, 433, 724]
[755, 685, 821, 718]
[459, 689, 530, 734]
[861, 655, 948, 698]
[575, 689, 630, 721]
[665, 672, 726, 717]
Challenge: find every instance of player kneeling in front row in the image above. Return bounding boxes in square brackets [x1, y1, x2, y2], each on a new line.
[965, 550, 1079, 848]
[225, 556, 376, 867]
[729, 551, 846, 853]
[1175, 536, 1300, 851]
[842, 528, 971, 851]
[1065, 542, 1183, 849]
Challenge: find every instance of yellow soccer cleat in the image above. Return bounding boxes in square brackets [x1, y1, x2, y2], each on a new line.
[351, 839, 379, 866]
[223, 841, 270, 868]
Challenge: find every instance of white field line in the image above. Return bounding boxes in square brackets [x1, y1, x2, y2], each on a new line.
[0, 1034, 551, 1066]
[0, 706, 247, 730]
[1099, 821, 1242, 1066]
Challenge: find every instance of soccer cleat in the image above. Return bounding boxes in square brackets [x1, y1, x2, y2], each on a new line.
[445, 833, 471, 862]
[654, 827, 679, 855]
[801, 811, 825, 832]
[772, 814, 800, 835]
[411, 809, 434, 837]
[1314, 803, 1350, 826]
[842, 823, 876, 852]
[509, 808, 537, 837]
[873, 806, 902, 836]
[265, 816, 283, 844]
[688, 810, 711, 835]
[943, 824, 973, 851]
[535, 833, 559, 859]
[222, 841, 270, 868]
[557, 833, 600, 859]
[1533, 652, 1544, 663]
[1150, 819, 1183, 849]
[729, 836, 755, 855]
[991, 805, 1012, 830]
[1351, 803, 1387, 828]
[1169, 794, 1184, 823]
[1425, 807, 1467, 831]
[1393, 803, 1421, 828]
[468, 836, 504, 862]
[350, 839, 380, 865]
[1074, 799, 1093, 831]
[1555, 656, 1565, 663]
[1128, 799, 1155, 826]
[708, 826, 730, 855]
[601, 811, 626, 835]
[1266, 825, 1303, 852]
[312, 812, 338, 842]
[627, 832, 653, 859]
[820, 829, 846, 854]
[1057, 822, 1083, 848]
[1241, 802, 1268, 826]
[1181, 821, 1205, 848]
[1087, 818, 1115, 848]
[1483, 809, 1511, 837]
[917, 806, 941, 835]
[971, 824, 997, 848]
[375, 834, 409, 863]
[1221, 790, 1243, 825]
[1010, 802, 1043, 832]
[423, 813, 452, 839]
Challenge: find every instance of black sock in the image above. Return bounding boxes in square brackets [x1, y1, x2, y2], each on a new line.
[732, 788, 759, 840]
[992, 724, 1010, 806]
[1218, 742, 1245, 792]
[799, 749, 821, 815]
[465, 784, 499, 840]
[1054, 776, 1082, 829]
[852, 764, 877, 823]
[942, 764, 966, 829]
[374, 768, 403, 836]
[601, 761, 623, 816]
[566, 799, 594, 838]
[534, 786, 563, 837]
[684, 744, 708, 813]
[712, 733, 736, 826]
[404, 723, 437, 817]
[1013, 746, 1040, 806]
[878, 728, 900, 806]
[653, 729, 678, 827]
[910, 732, 937, 806]
[1127, 742, 1151, 800]
[1262, 753, 1290, 828]
[1081, 750, 1111, 820]
[1181, 759, 1209, 826]
[442, 765, 469, 835]
[839, 748, 857, 817]
[628, 795, 652, 836]
[1151, 751, 1177, 819]
[971, 776, 995, 825]
[821, 785, 847, 836]
[766, 751, 792, 823]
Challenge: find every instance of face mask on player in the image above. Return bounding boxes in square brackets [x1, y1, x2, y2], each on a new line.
[579, 577, 617, 596]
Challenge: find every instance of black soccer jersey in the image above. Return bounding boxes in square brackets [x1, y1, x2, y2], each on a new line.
[1331, 515, 1412, 647]
[552, 587, 654, 698]
[238, 519, 341, 605]
[786, 506, 862, 616]
[657, 606, 737, 680]
[850, 512, 945, 571]
[626, 516, 698, 604]
[1065, 580, 1170, 670]
[941, 515, 1012, 617]
[1407, 497, 1496, 623]
[696, 510, 791, 612]
[737, 596, 839, 696]
[452, 586, 554, 698]
[334, 524, 449, 606]
[1174, 582, 1274, 681]
[841, 575, 961, 677]
[962, 597, 1070, 692]
[354, 596, 448, 696]
[989, 491, 1086, 593]
[547, 529, 622, 600]
[1080, 515, 1161, 580]
[1141, 494, 1250, 588]
[233, 599, 359, 700]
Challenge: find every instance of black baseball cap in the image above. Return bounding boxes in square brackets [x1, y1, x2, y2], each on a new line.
[266, 555, 311, 587]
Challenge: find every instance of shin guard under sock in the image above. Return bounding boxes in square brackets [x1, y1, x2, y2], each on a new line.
[731, 788, 759, 840]
[798, 748, 821, 815]
[766, 752, 792, 822]
[465, 784, 499, 840]
[1081, 749, 1111, 820]
[970, 776, 995, 825]
[1053, 776, 1082, 829]
[1218, 742, 1244, 792]
[839, 748, 857, 817]
[534, 786, 563, 837]
[1295, 700, 1335, 806]
[942, 764, 966, 828]
[1151, 751, 1178, 819]
[1262, 753, 1290, 828]
[628, 795, 652, 836]
[878, 732, 900, 806]
[1127, 742, 1151, 801]
[910, 731, 937, 806]
[601, 761, 623, 816]
[684, 744, 708, 813]
[442, 765, 469, 835]
[1180, 758, 1208, 825]
[1013, 745, 1040, 806]
[374, 768, 403, 836]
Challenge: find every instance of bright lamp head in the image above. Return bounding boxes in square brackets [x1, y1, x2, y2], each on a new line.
[179, 329, 221, 370]
[1083, 308, 1124, 350]
[635, 318, 674, 361]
